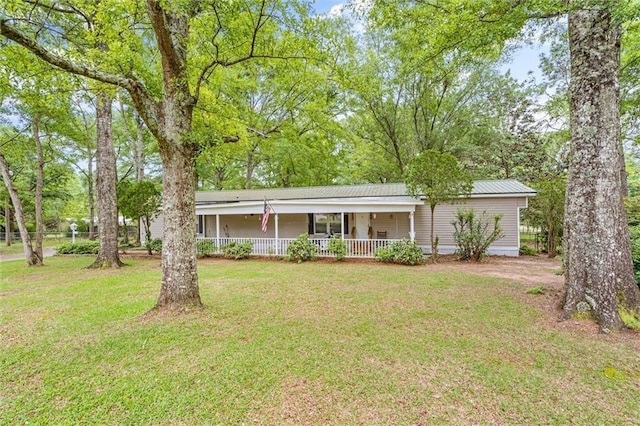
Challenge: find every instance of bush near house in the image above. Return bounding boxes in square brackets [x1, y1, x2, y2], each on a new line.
[287, 233, 318, 262]
[327, 235, 347, 261]
[374, 239, 425, 265]
[221, 241, 253, 259]
[196, 239, 217, 257]
[452, 209, 504, 261]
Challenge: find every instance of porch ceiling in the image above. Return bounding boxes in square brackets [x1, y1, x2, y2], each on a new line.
[196, 197, 420, 215]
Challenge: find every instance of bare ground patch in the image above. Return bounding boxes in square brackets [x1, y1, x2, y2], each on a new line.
[428, 255, 640, 347]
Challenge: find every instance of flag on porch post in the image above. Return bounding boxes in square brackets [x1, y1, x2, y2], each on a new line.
[261, 200, 271, 233]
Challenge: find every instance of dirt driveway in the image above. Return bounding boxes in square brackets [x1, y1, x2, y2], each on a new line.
[429, 255, 564, 288]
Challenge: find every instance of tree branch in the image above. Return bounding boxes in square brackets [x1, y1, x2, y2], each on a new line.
[145, 0, 187, 88]
[0, 19, 162, 140]
[1, 20, 125, 88]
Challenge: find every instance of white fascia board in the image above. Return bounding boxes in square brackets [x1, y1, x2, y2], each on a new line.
[196, 199, 419, 215]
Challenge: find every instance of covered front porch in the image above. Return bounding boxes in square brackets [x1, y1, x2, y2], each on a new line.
[195, 196, 421, 258]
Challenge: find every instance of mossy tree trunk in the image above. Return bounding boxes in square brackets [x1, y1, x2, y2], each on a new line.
[562, 5, 640, 332]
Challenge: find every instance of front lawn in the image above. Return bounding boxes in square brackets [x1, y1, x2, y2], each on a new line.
[1, 257, 638, 424]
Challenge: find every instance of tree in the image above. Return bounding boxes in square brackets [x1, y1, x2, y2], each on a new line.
[0, 144, 41, 265]
[117, 179, 161, 254]
[88, 91, 123, 268]
[562, 5, 640, 331]
[0, 1, 323, 309]
[405, 149, 472, 262]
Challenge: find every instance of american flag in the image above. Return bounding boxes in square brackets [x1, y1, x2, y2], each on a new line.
[261, 201, 270, 233]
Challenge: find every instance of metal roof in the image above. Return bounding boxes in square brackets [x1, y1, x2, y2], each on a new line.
[196, 180, 535, 204]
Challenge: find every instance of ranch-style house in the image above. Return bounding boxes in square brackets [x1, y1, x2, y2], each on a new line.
[146, 179, 535, 258]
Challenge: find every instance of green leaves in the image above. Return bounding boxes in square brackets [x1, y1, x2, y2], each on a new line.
[405, 149, 472, 207]
[117, 179, 161, 224]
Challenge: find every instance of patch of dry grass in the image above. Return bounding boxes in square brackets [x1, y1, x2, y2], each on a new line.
[1, 256, 638, 424]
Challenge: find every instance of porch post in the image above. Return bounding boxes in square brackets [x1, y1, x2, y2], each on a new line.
[340, 211, 345, 239]
[275, 213, 279, 256]
[409, 211, 416, 242]
[216, 214, 220, 248]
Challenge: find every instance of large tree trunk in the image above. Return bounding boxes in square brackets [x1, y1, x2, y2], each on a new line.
[562, 6, 640, 332]
[0, 152, 41, 266]
[88, 92, 123, 268]
[33, 114, 45, 262]
[144, 0, 202, 309]
[155, 140, 201, 308]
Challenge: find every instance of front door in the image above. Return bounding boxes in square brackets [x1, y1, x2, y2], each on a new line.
[355, 213, 370, 239]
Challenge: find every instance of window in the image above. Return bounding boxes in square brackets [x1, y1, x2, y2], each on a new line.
[314, 213, 342, 234]
[197, 215, 204, 235]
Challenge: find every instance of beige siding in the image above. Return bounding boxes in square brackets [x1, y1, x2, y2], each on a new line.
[415, 197, 525, 255]
[204, 213, 308, 238]
[145, 213, 164, 241]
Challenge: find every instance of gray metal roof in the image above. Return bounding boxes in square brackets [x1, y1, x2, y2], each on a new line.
[196, 180, 535, 204]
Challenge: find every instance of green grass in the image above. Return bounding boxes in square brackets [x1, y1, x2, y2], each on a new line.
[1, 257, 638, 425]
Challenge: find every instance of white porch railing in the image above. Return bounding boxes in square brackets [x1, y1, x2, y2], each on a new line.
[196, 237, 401, 259]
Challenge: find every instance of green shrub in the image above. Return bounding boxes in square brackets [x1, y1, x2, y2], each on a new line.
[519, 244, 538, 256]
[374, 245, 395, 263]
[196, 239, 217, 257]
[374, 239, 425, 265]
[146, 238, 163, 254]
[221, 241, 253, 259]
[287, 234, 317, 262]
[56, 241, 100, 255]
[452, 209, 504, 261]
[327, 235, 347, 261]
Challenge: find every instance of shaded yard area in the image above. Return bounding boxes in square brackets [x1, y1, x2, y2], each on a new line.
[1, 255, 638, 424]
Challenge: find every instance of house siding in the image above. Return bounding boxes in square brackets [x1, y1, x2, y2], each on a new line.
[143, 213, 165, 242]
[204, 213, 309, 239]
[415, 197, 525, 255]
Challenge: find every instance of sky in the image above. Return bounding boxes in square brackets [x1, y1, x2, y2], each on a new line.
[311, 0, 545, 83]
[313, 0, 347, 14]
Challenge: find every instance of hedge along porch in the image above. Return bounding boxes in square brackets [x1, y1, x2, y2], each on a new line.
[145, 180, 536, 258]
